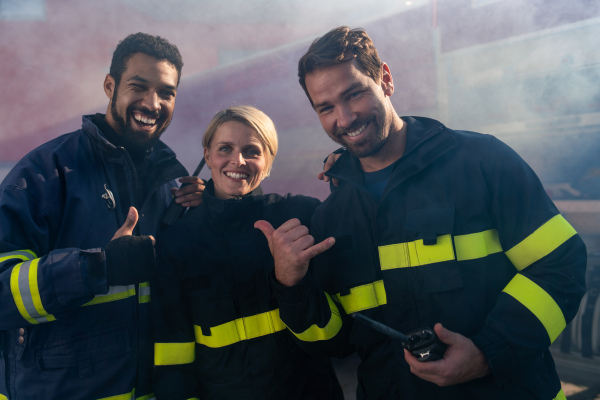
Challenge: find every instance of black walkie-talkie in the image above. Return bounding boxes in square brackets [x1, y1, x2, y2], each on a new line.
[161, 157, 205, 227]
[352, 313, 446, 362]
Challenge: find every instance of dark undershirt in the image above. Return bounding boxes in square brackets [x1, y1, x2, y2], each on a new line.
[363, 162, 395, 201]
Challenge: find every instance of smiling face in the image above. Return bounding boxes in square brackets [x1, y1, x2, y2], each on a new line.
[204, 121, 267, 200]
[306, 59, 404, 171]
[103, 52, 178, 152]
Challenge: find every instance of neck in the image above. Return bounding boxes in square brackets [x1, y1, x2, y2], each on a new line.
[359, 115, 406, 172]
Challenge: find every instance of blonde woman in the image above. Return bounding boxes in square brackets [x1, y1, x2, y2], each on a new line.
[152, 106, 343, 400]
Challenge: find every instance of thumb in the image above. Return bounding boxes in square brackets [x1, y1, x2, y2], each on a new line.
[254, 220, 275, 240]
[434, 323, 455, 345]
[112, 207, 139, 240]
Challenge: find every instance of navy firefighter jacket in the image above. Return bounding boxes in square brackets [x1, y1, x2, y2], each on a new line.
[0, 115, 187, 400]
[272, 116, 587, 400]
[152, 181, 343, 400]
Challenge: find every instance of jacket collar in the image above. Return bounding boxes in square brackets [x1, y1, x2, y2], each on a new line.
[81, 114, 188, 185]
[325, 116, 458, 188]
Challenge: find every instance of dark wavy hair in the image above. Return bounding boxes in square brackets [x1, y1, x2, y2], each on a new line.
[109, 32, 184, 86]
[298, 26, 382, 105]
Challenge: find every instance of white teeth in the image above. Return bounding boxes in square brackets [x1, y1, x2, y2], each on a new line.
[226, 172, 248, 179]
[347, 123, 367, 137]
[134, 114, 156, 125]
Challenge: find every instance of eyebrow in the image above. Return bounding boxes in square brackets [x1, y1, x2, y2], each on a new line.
[127, 75, 177, 91]
[312, 82, 364, 110]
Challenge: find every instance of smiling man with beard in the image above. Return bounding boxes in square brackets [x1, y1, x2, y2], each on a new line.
[256, 26, 587, 400]
[0, 33, 203, 400]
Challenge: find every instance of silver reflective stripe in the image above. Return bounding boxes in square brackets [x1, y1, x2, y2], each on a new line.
[0, 250, 36, 263]
[83, 284, 136, 306]
[17, 260, 52, 323]
[138, 282, 151, 304]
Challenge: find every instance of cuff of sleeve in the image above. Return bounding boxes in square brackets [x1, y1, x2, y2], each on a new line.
[471, 325, 518, 386]
[105, 236, 156, 286]
[82, 250, 109, 295]
[270, 269, 313, 305]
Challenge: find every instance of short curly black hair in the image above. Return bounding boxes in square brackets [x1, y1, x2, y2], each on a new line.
[109, 32, 184, 86]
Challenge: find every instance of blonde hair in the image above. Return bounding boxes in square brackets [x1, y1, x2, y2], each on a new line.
[203, 105, 278, 177]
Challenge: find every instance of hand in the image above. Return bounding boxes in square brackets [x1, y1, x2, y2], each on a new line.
[254, 218, 335, 287]
[404, 323, 491, 386]
[170, 176, 205, 207]
[111, 207, 155, 245]
[317, 152, 341, 187]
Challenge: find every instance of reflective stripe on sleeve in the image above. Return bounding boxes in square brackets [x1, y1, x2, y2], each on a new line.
[334, 280, 387, 314]
[502, 274, 566, 343]
[505, 215, 577, 271]
[553, 388, 566, 400]
[83, 285, 136, 306]
[0, 249, 37, 264]
[98, 389, 134, 400]
[195, 308, 286, 348]
[288, 293, 343, 342]
[154, 342, 195, 366]
[139, 282, 151, 304]
[0, 392, 7, 400]
[9, 259, 56, 324]
[379, 234, 454, 270]
[454, 229, 502, 261]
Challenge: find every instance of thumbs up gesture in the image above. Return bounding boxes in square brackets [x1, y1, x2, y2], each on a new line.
[254, 218, 335, 287]
[111, 207, 155, 245]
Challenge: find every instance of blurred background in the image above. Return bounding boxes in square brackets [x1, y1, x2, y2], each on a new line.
[1, 0, 599, 398]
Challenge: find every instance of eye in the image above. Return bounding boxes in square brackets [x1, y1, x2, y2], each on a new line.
[244, 147, 262, 157]
[218, 145, 232, 153]
[318, 105, 333, 115]
[349, 91, 362, 100]
[160, 90, 175, 100]
[130, 83, 146, 91]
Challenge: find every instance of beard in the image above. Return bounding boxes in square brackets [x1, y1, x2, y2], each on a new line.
[110, 87, 171, 153]
[329, 117, 390, 159]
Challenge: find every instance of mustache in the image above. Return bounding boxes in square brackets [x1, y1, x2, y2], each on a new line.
[334, 119, 370, 136]
[130, 106, 161, 120]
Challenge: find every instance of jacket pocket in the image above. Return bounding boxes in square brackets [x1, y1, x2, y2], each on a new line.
[36, 324, 131, 378]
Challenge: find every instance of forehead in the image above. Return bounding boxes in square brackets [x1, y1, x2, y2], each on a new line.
[121, 52, 178, 87]
[213, 121, 262, 146]
[305, 60, 375, 104]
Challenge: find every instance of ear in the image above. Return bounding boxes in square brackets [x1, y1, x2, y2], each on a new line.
[380, 63, 394, 97]
[104, 74, 116, 100]
[203, 147, 211, 169]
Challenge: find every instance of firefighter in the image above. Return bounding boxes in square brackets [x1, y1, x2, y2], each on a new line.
[255, 26, 587, 400]
[0, 33, 203, 399]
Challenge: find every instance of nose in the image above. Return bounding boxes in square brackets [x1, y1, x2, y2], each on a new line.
[232, 151, 246, 167]
[142, 91, 160, 111]
[336, 104, 356, 129]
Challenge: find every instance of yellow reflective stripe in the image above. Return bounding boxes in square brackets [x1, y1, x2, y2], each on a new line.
[379, 234, 454, 270]
[195, 308, 286, 348]
[0, 249, 37, 263]
[154, 342, 195, 365]
[454, 229, 503, 261]
[98, 389, 134, 400]
[135, 395, 156, 400]
[505, 215, 577, 271]
[0, 392, 7, 400]
[553, 388, 566, 400]
[139, 282, 151, 304]
[503, 274, 565, 343]
[290, 293, 343, 342]
[83, 285, 136, 306]
[9, 259, 55, 324]
[334, 280, 387, 314]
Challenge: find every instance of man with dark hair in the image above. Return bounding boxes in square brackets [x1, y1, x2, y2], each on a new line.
[0, 32, 203, 400]
[256, 26, 587, 399]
